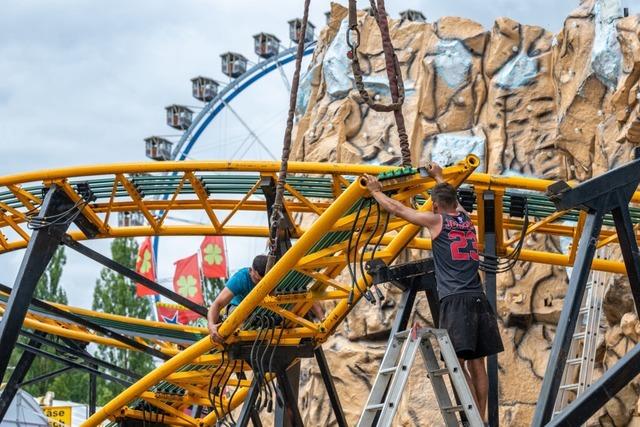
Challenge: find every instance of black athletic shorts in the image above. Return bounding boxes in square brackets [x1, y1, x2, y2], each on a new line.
[439, 292, 504, 360]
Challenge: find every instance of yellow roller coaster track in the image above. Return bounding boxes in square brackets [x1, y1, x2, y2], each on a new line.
[0, 156, 638, 426]
[0, 159, 637, 273]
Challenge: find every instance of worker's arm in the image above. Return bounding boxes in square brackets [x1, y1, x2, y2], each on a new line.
[207, 288, 234, 343]
[428, 163, 467, 214]
[363, 174, 441, 230]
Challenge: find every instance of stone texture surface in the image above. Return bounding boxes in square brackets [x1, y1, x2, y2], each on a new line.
[291, 1, 640, 425]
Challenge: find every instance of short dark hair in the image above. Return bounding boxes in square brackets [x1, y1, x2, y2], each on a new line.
[252, 255, 269, 277]
[431, 183, 458, 210]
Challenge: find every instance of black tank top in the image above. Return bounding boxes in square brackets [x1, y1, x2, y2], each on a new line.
[432, 211, 483, 300]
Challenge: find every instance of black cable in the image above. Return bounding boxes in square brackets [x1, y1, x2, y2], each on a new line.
[255, 315, 273, 411]
[371, 205, 390, 301]
[217, 357, 235, 427]
[261, 315, 278, 413]
[26, 199, 88, 230]
[358, 199, 378, 303]
[208, 349, 226, 422]
[250, 315, 266, 410]
[225, 360, 240, 426]
[255, 315, 273, 412]
[346, 199, 365, 305]
[479, 204, 529, 274]
[352, 199, 374, 303]
[267, 321, 287, 409]
[362, 203, 389, 302]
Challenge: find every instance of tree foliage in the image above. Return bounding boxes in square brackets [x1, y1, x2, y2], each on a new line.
[16, 247, 70, 398]
[92, 238, 154, 404]
[202, 277, 226, 306]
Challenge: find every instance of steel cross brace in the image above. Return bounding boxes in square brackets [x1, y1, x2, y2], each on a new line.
[533, 155, 640, 426]
[19, 330, 141, 381]
[15, 342, 131, 387]
[0, 184, 99, 422]
[0, 282, 169, 361]
[234, 343, 347, 427]
[57, 234, 208, 317]
[0, 331, 47, 420]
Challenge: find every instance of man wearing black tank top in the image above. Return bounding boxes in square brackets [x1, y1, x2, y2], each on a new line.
[364, 163, 503, 424]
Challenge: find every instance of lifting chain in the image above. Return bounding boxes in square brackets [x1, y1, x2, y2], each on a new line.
[348, 0, 412, 167]
[266, 0, 311, 271]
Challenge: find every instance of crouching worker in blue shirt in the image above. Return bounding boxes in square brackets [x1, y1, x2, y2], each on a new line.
[208, 254, 323, 342]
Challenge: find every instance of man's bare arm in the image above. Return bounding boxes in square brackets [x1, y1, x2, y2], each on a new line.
[207, 288, 233, 325]
[427, 162, 467, 214]
[363, 174, 440, 229]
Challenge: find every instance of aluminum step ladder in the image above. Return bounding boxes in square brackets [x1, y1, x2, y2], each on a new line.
[553, 249, 608, 418]
[357, 326, 484, 427]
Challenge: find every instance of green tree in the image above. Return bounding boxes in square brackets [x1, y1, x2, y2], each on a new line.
[202, 277, 226, 306]
[92, 238, 154, 404]
[15, 248, 71, 398]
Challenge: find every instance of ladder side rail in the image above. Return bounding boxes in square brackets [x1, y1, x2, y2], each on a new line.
[582, 249, 607, 391]
[376, 337, 422, 426]
[356, 334, 407, 427]
[418, 333, 460, 427]
[554, 282, 590, 414]
[433, 330, 484, 426]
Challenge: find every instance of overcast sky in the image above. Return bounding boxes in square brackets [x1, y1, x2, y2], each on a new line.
[0, 0, 636, 310]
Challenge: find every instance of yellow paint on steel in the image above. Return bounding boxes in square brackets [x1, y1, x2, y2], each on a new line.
[3, 157, 639, 426]
[81, 157, 479, 427]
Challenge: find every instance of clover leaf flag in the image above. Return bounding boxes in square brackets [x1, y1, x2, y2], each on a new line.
[200, 236, 228, 278]
[172, 253, 203, 304]
[135, 237, 158, 297]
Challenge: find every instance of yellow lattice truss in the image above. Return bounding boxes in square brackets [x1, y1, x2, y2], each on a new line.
[0, 156, 638, 426]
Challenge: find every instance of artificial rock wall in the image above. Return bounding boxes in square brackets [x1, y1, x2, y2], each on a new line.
[290, 1, 640, 426]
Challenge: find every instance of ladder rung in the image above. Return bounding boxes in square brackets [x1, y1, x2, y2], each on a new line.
[566, 358, 582, 366]
[442, 405, 463, 413]
[579, 307, 589, 314]
[365, 403, 384, 411]
[379, 366, 397, 375]
[560, 383, 579, 390]
[429, 368, 449, 377]
[573, 332, 586, 340]
[394, 330, 410, 339]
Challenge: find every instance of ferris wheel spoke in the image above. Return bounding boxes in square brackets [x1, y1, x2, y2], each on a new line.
[220, 99, 277, 160]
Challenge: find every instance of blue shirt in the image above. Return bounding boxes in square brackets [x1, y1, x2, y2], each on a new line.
[226, 268, 255, 306]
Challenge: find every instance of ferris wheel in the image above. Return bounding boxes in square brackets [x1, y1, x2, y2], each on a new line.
[143, 17, 317, 164]
[115, 16, 321, 288]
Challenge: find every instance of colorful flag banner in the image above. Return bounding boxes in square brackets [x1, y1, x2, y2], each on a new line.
[173, 253, 204, 304]
[200, 236, 228, 278]
[135, 237, 158, 297]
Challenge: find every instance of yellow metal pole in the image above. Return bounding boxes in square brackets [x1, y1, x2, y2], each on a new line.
[321, 155, 480, 336]
[81, 337, 213, 426]
[82, 177, 368, 427]
[218, 177, 368, 338]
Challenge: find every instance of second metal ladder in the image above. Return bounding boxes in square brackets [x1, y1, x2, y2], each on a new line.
[357, 327, 484, 427]
[553, 249, 609, 418]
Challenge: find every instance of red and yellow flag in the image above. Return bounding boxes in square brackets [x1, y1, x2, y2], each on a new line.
[200, 236, 228, 278]
[173, 253, 204, 304]
[135, 237, 158, 297]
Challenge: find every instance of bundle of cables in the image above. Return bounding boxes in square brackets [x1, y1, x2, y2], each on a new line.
[479, 202, 529, 274]
[26, 183, 96, 230]
[26, 197, 89, 230]
[346, 198, 390, 306]
[207, 314, 285, 425]
[138, 400, 165, 427]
